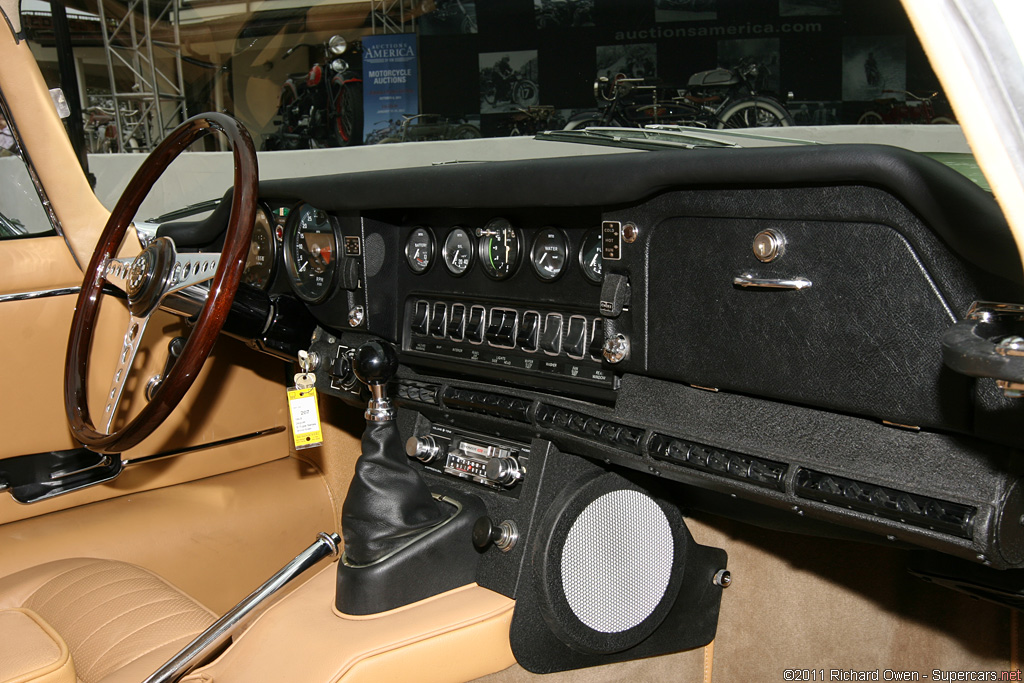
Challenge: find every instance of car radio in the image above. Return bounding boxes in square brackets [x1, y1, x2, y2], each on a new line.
[405, 424, 529, 490]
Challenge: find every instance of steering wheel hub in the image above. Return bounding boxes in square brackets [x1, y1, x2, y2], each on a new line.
[125, 237, 176, 316]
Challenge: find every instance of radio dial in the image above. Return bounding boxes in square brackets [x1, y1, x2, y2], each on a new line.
[406, 436, 441, 463]
[486, 456, 523, 487]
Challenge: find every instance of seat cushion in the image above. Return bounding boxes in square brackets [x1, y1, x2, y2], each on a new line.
[0, 608, 75, 683]
[0, 559, 216, 683]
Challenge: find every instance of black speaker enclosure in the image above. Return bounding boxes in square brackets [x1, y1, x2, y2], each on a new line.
[510, 463, 727, 674]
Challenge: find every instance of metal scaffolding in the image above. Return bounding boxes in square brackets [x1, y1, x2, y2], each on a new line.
[96, 0, 187, 152]
[369, 0, 417, 34]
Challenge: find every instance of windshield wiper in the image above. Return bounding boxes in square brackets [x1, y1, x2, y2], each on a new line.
[536, 126, 738, 151]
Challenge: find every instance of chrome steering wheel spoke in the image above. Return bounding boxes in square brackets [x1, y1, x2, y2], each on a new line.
[167, 252, 220, 295]
[102, 313, 151, 435]
[103, 257, 136, 294]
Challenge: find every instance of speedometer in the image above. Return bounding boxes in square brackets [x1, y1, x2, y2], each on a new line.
[476, 218, 521, 280]
[283, 204, 338, 303]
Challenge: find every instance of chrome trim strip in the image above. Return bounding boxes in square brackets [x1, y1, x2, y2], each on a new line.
[0, 83, 80, 269]
[123, 427, 286, 466]
[0, 286, 81, 303]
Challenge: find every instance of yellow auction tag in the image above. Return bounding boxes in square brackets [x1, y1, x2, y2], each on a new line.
[287, 387, 323, 450]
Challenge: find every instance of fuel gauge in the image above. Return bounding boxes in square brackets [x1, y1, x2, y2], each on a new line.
[579, 228, 604, 284]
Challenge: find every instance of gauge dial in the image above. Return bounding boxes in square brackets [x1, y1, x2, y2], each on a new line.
[579, 228, 604, 284]
[477, 218, 521, 280]
[443, 227, 473, 276]
[405, 227, 434, 274]
[241, 205, 277, 290]
[283, 204, 338, 303]
[531, 227, 568, 281]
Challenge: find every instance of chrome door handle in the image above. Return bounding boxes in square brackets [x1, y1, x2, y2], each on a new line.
[733, 273, 812, 290]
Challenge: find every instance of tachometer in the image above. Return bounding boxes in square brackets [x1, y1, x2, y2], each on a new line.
[531, 227, 567, 281]
[283, 204, 338, 303]
[241, 205, 277, 290]
[579, 228, 603, 284]
[477, 218, 521, 280]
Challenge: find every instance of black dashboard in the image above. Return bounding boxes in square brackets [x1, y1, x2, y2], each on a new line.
[165, 143, 1024, 608]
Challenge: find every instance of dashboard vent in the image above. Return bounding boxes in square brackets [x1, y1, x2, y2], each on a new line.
[535, 405, 646, 454]
[794, 468, 976, 539]
[442, 387, 532, 422]
[395, 381, 441, 406]
[649, 434, 787, 491]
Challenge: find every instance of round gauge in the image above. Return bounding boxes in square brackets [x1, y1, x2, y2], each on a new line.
[531, 227, 568, 281]
[579, 229, 604, 284]
[477, 218, 521, 280]
[283, 204, 338, 303]
[443, 227, 473, 276]
[241, 205, 277, 290]
[405, 227, 434, 274]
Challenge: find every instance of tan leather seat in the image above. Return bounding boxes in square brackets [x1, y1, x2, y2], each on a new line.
[0, 558, 216, 683]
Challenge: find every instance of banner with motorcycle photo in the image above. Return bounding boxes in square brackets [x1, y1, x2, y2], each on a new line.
[362, 34, 420, 144]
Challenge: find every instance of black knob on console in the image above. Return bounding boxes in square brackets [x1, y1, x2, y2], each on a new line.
[472, 516, 519, 553]
[352, 339, 398, 387]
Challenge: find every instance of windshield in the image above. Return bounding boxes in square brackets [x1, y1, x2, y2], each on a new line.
[16, 0, 967, 201]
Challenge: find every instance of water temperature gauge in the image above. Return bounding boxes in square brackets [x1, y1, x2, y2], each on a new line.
[531, 227, 567, 281]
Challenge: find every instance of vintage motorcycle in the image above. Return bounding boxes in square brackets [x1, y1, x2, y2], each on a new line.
[263, 35, 363, 149]
[482, 72, 539, 108]
[566, 59, 793, 130]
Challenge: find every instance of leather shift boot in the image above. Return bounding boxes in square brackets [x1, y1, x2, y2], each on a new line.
[341, 421, 446, 564]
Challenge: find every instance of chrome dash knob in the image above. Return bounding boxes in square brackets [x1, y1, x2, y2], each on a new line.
[405, 436, 441, 463]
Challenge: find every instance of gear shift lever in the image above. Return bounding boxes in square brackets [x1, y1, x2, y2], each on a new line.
[353, 340, 397, 422]
[340, 340, 446, 566]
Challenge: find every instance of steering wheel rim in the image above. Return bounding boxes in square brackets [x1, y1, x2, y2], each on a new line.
[64, 113, 258, 454]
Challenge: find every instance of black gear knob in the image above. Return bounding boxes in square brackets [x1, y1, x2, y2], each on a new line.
[352, 340, 398, 387]
[353, 340, 397, 422]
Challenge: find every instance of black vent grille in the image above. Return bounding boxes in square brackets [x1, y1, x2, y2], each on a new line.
[795, 468, 976, 539]
[395, 381, 441, 406]
[442, 387, 532, 422]
[649, 433, 787, 491]
[535, 404, 646, 453]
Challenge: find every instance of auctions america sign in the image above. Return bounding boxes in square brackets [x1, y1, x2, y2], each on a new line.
[361, 34, 419, 144]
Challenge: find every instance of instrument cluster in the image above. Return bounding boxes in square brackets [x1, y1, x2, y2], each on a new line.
[404, 220, 604, 285]
[240, 202, 347, 306]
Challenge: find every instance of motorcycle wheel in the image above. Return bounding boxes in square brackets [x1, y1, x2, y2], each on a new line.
[857, 111, 884, 125]
[332, 79, 364, 147]
[930, 116, 956, 124]
[716, 97, 793, 129]
[451, 124, 482, 140]
[483, 84, 498, 106]
[512, 79, 539, 107]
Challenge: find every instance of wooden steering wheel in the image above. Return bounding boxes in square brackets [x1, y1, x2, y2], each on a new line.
[64, 113, 258, 454]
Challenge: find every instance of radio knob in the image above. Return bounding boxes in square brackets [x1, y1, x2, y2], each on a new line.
[405, 436, 441, 463]
[485, 456, 522, 487]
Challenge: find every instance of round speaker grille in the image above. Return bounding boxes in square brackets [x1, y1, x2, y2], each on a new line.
[560, 489, 674, 634]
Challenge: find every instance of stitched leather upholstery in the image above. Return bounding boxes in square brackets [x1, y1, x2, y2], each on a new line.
[0, 559, 216, 683]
